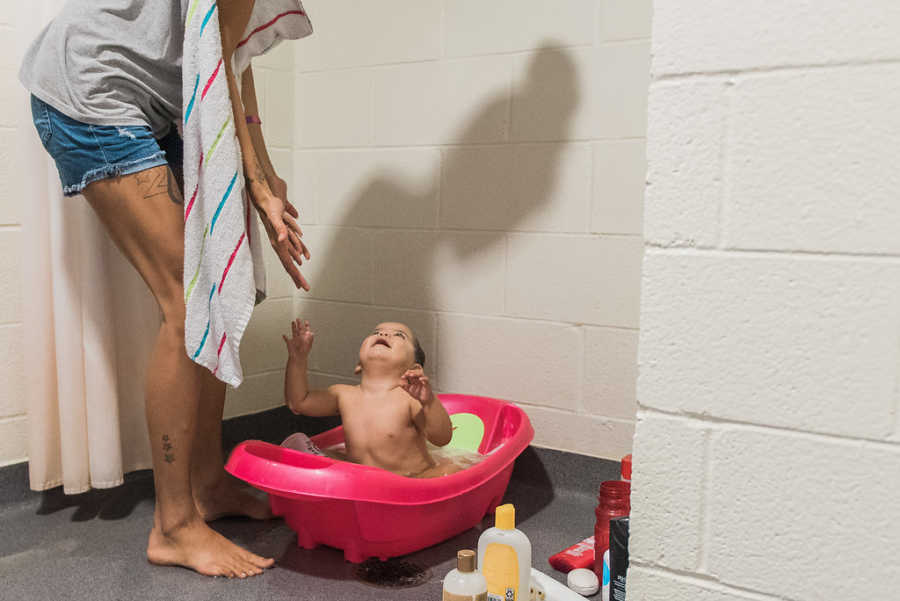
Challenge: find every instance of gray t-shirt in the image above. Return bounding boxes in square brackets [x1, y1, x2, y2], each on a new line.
[20, 1, 189, 137]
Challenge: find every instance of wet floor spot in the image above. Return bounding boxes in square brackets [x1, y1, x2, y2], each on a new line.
[355, 558, 431, 588]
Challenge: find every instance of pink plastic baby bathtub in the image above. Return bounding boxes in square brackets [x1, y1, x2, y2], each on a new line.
[226, 394, 534, 563]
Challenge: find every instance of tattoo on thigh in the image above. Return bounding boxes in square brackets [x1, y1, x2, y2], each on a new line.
[166, 168, 183, 205]
[162, 434, 175, 463]
[136, 169, 170, 200]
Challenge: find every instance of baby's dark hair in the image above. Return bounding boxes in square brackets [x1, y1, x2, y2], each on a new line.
[413, 336, 426, 367]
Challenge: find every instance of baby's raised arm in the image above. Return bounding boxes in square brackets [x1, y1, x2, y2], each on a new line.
[402, 366, 452, 447]
[283, 319, 339, 416]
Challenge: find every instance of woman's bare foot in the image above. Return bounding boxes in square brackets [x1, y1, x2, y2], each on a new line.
[147, 518, 274, 577]
[193, 474, 274, 522]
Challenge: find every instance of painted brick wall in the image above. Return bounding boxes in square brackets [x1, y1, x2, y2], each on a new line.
[2, 0, 651, 466]
[227, 0, 652, 459]
[0, 15, 295, 466]
[630, 2, 900, 599]
[222, 41, 298, 418]
[0, 5, 27, 466]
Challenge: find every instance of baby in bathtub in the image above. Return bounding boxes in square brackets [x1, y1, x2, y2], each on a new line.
[282, 318, 461, 478]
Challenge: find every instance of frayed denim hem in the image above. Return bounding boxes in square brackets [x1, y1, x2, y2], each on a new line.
[62, 150, 168, 196]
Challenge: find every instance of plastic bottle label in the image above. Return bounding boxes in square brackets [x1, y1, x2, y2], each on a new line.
[483, 543, 519, 601]
[443, 592, 488, 601]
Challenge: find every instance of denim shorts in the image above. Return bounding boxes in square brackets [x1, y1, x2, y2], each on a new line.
[30, 95, 183, 197]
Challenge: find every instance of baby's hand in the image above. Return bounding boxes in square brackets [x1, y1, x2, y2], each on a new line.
[400, 366, 433, 404]
[283, 318, 314, 358]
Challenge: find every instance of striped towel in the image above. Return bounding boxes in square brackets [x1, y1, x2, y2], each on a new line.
[182, 1, 312, 386]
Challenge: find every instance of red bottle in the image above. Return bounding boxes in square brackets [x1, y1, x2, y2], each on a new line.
[620, 454, 632, 481]
[594, 480, 631, 581]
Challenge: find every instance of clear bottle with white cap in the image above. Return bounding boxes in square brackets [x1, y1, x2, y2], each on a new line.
[443, 549, 488, 601]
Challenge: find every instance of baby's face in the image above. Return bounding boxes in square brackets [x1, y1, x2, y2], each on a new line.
[359, 322, 417, 369]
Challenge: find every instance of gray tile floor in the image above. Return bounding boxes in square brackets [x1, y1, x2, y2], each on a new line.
[0, 442, 616, 601]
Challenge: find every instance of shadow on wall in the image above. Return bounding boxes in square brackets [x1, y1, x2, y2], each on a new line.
[300, 44, 580, 384]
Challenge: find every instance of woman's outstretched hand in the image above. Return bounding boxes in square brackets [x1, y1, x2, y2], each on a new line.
[248, 179, 310, 291]
[269, 174, 296, 216]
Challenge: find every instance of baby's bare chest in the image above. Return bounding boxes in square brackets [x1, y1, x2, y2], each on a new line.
[340, 393, 416, 442]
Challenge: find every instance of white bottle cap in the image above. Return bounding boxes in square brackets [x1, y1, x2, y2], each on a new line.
[567, 568, 600, 596]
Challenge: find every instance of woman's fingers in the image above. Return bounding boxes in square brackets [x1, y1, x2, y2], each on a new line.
[286, 223, 311, 261]
[267, 207, 289, 243]
[276, 244, 307, 290]
[284, 213, 303, 238]
[258, 203, 311, 290]
[266, 202, 309, 260]
[288, 230, 307, 262]
[274, 226, 309, 289]
[287, 241, 305, 268]
[284, 234, 307, 268]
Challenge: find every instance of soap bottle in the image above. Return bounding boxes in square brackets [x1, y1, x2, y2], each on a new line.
[594, 480, 630, 583]
[477, 504, 532, 601]
[443, 550, 487, 601]
[609, 517, 630, 601]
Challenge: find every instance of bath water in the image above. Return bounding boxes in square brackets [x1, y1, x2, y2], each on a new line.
[428, 443, 485, 472]
[321, 442, 486, 477]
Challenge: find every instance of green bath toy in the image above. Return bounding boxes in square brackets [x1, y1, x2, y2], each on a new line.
[448, 413, 485, 452]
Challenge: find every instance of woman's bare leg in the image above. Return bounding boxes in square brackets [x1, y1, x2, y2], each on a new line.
[190, 370, 273, 521]
[82, 166, 273, 578]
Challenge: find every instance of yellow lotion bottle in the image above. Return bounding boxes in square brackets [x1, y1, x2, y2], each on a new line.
[477, 504, 532, 601]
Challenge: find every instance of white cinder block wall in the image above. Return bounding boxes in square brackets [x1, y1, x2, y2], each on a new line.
[227, 0, 652, 460]
[0, 17, 296, 466]
[1, 1, 651, 466]
[630, 2, 900, 600]
[0, 4, 27, 466]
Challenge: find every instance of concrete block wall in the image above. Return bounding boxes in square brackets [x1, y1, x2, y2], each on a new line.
[631, 2, 900, 599]
[226, 0, 653, 459]
[0, 21, 296, 465]
[223, 41, 299, 417]
[1, 1, 651, 466]
[0, 5, 27, 467]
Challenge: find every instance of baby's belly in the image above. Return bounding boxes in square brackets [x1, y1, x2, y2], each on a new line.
[342, 437, 433, 477]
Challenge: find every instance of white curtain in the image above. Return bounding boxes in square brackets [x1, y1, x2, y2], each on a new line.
[17, 0, 158, 494]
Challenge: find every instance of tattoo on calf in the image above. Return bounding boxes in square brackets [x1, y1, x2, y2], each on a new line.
[162, 434, 175, 464]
